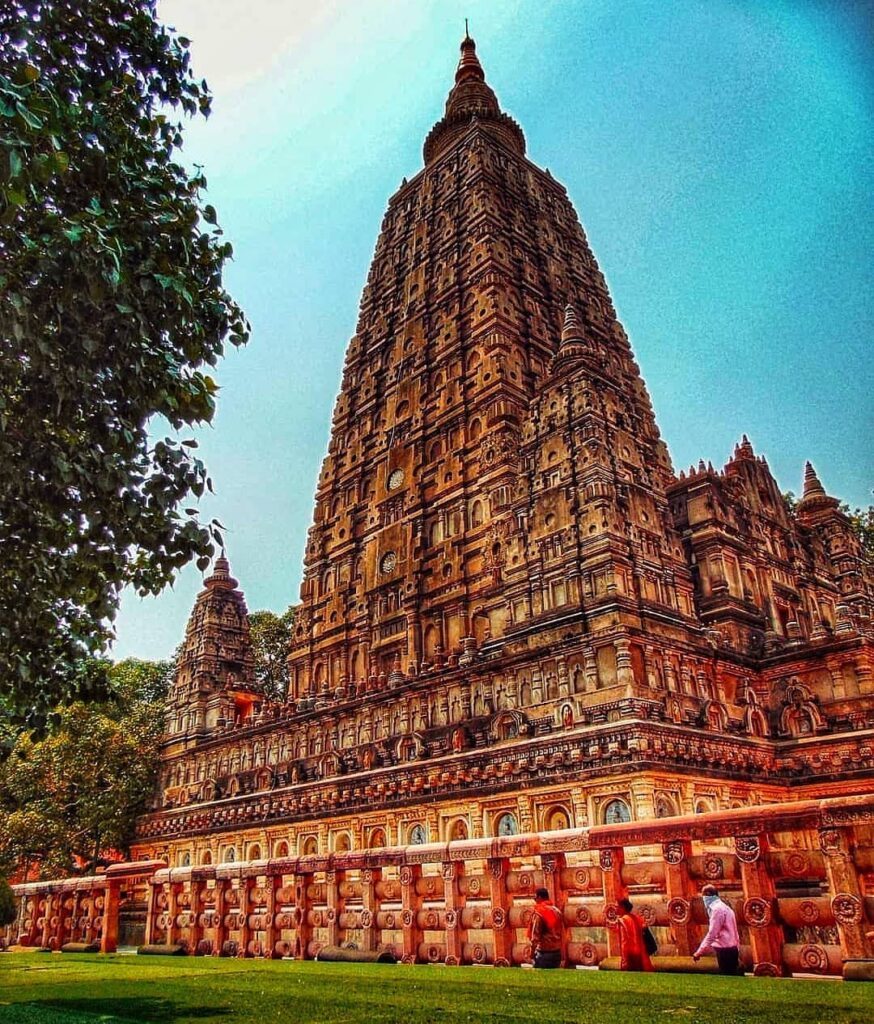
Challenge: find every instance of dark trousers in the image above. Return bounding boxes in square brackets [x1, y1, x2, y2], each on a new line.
[533, 949, 561, 969]
[716, 947, 740, 975]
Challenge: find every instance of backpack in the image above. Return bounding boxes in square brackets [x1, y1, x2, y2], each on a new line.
[642, 925, 658, 956]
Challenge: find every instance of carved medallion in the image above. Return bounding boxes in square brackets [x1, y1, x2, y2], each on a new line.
[668, 898, 690, 924]
[573, 905, 593, 927]
[734, 835, 761, 863]
[753, 961, 781, 977]
[578, 941, 600, 966]
[573, 868, 592, 889]
[702, 855, 724, 880]
[379, 551, 397, 575]
[818, 829, 843, 855]
[784, 852, 809, 877]
[797, 899, 820, 924]
[663, 841, 686, 865]
[798, 944, 829, 973]
[743, 897, 772, 928]
[831, 893, 862, 924]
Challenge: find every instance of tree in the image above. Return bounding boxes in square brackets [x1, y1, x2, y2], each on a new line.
[249, 606, 295, 702]
[108, 656, 175, 705]
[0, 1, 248, 724]
[0, 657, 168, 879]
[0, 876, 14, 927]
[844, 504, 874, 561]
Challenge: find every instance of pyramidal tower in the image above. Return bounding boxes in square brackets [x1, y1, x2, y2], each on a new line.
[288, 34, 697, 706]
[135, 36, 873, 865]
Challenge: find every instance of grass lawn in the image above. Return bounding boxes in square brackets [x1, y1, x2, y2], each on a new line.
[0, 954, 871, 1024]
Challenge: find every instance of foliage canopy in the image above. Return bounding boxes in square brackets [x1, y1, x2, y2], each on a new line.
[248, 606, 295, 702]
[0, 657, 172, 879]
[0, 0, 248, 723]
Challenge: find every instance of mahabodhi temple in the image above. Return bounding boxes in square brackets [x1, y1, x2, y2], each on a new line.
[4, 35, 872, 977]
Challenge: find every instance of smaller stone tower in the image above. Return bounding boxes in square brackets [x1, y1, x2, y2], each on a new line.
[163, 554, 260, 756]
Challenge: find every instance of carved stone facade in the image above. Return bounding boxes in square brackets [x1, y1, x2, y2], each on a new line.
[131, 35, 873, 871]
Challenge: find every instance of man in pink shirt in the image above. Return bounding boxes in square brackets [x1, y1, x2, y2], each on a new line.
[692, 884, 741, 975]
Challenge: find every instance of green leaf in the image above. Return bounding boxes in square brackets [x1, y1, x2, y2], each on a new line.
[202, 204, 217, 224]
[14, 101, 43, 129]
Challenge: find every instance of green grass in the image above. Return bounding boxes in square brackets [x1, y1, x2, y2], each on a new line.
[0, 954, 870, 1024]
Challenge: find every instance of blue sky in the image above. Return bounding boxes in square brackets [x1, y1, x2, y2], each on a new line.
[113, 0, 873, 661]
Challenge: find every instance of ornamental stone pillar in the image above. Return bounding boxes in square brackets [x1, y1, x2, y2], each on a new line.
[819, 827, 872, 973]
[599, 847, 626, 958]
[264, 873, 280, 959]
[615, 639, 634, 688]
[165, 879, 182, 948]
[541, 852, 568, 966]
[360, 867, 382, 953]
[69, 890, 82, 943]
[25, 893, 42, 947]
[325, 868, 346, 949]
[487, 856, 512, 967]
[188, 874, 204, 954]
[662, 839, 695, 956]
[400, 863, 423, 964]
[238, 875, 256, 957]
[143, 880, 158, 947]
[101, 881, 121, 953]
[442, 859, 466, 966]
[41, 892, 57, 950]
[293, 871, 313, 959]
[213, 878, 229, 955]
[735, 834, 784, 976]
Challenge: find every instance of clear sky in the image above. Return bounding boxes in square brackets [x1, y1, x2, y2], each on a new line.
[113, 0, 874, 661]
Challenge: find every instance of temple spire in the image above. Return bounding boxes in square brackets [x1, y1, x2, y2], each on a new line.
[423, 32, 525, 164]
[802, 461, 826, 501]
[797, 460, 839, 518]
[550, 302, 591, 375]
[205, 550, 238, 591]
[455, 31, 485, 85]
[561, 303, 584, 343]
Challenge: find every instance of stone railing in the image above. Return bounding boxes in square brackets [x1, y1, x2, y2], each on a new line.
[1, 861, 163, 953]
[3, 796, 872, 977]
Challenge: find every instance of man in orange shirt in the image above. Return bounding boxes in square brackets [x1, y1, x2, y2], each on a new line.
[528, 887, 563, 968]
[617, 897, 653, 972]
